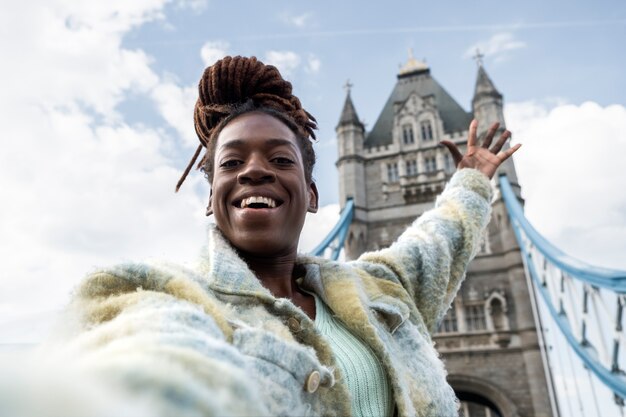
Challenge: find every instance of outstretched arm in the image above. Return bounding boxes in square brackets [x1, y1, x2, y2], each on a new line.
[355, 120, 520, 332]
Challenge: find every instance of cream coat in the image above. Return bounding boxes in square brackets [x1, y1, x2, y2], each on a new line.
[4, 168, 493, 417]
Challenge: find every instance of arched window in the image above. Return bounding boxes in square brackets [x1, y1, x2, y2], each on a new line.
[444, 153, 453, 172]
[420, 120, 434, 141]
[485, 291, 509, 332]
[464, 304, 487, 331]
[406, 159, 418, 176]
[457, 392, 503, 417]
[425, 156, 437, 173]
[402, 124, 415, 144]
[438, 305, 458, 333]
[386, 163, 399, 182]
[490, 299, 506, 331]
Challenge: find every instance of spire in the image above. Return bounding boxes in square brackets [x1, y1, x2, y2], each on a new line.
[337, 80, 363, 129]
[473, 58, 502, 102]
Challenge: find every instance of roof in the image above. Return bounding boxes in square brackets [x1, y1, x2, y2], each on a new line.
[365, 70, 473, 147]
[472, 65, 502, 103]
[337, 91, 363, 129]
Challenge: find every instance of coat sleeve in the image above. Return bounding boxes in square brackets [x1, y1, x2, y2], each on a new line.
[353, 168, 493, 333]
[0, 265, 269, 417]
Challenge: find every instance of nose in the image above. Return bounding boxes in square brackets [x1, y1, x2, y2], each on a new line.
[237, 154, 276, 184]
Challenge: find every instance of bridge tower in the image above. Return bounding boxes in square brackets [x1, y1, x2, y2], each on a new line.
[336, 53, 557, 417]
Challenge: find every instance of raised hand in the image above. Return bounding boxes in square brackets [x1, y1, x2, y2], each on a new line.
[440, 120, 521, 179]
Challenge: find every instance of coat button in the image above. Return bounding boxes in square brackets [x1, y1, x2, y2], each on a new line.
[305, 370, 321, 393]
[287, 317, 301, 332]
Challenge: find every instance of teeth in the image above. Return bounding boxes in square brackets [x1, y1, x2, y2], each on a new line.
[240, 196, 277, 209]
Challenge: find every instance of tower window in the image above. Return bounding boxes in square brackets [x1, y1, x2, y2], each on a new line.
[465, 304, 487, 331]
[387, 163, 399, 182]
[402, 124, 415, 144]
[438, 305, 458, 333]
[444, 153, 453, 172]
[421, 120, 434, 141]
[425, 156, 437, 173]
[406, 159, 418, 176]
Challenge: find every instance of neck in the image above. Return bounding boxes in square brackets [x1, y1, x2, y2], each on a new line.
[238, 250, 302, 299]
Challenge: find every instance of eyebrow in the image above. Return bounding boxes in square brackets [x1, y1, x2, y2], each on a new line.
[219, 138, 298, 152]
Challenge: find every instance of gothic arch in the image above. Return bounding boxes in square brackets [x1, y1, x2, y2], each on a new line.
[485, 291, 509, 331]
[448, 374, 520, 417]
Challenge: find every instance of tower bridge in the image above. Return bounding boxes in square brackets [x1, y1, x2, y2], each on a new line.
[317, 53, 626, 417]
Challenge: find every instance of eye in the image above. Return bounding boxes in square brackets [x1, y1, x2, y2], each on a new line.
[272, 157, 295, 165]
[220, 159, 242, 168]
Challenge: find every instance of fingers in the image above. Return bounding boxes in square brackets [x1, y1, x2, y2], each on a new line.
[481, 122, 500, 148]
[439, 140, 463, 166]
[490, 129, 512, 154]
[467, 119, 478, 147]
[497, 143, 522, 161]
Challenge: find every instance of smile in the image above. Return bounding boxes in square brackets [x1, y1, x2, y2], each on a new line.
[238, 196, 279, 209]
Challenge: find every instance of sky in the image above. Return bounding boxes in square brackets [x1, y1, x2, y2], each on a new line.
[0, 0, 625, 413]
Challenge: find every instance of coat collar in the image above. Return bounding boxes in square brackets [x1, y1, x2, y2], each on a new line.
[197, 225, 275, 303]
[196, 225, 407, 335]
[197, 225, 332, 305]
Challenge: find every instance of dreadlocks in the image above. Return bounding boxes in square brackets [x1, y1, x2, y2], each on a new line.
[175, 56, 317, 191]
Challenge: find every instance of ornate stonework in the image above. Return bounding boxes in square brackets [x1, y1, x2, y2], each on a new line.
[336, 56, 556, 417]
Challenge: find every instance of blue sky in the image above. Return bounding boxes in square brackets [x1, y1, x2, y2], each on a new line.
[135, 3, 617, 200]
[118, 0, 626, 205]
[1, 1, 625, 414]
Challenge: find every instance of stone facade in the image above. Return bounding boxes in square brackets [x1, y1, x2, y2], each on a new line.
[336, 56, 556, 417]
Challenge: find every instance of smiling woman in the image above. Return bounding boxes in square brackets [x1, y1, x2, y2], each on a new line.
[0, 56, 520, 417]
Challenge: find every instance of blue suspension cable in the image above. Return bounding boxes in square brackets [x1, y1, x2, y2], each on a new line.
[310, 199, 354, 260]
[499, 174, 626, 399]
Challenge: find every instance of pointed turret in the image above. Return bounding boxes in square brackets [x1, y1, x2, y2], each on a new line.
[473, 65, 503, 104]
[336, 80, 366, 214]
[471, 53, 506, 135]
[337, 82, 364, 130]
[471, 51, 521, 196]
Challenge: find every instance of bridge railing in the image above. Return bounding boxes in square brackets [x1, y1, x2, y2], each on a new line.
[499, 174, 626, 406]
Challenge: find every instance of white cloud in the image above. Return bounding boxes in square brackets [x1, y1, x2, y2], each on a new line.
[306, 54, 321, 73]
[0, 0, 209, 331]
[200, 40, 230, 67]
[298, 204, 340, 254]
[279, 12, 313, 28]
[264, 50, 301, 77]
[174, 0, 208, 13]
[151, 81, 199, 148]
[465, 32, 526, 63]
[505, 100, 626, 269]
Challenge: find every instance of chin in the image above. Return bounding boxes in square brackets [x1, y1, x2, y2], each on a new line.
[229, 231, 299, 257]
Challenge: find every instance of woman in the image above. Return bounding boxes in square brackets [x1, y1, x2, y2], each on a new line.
[4, 56, 520, 417]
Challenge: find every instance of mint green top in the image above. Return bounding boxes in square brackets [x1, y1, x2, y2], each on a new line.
[312, 293, 394, 417]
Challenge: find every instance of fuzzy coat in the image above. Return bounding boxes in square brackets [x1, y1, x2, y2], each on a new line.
[32, 168, 492, 417]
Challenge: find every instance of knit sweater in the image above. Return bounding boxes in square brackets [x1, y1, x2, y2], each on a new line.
[312, 292, 394, 417]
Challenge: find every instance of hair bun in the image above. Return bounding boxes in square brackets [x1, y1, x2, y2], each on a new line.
[176, 56, 317, 192]
[194, 56, 316, 146]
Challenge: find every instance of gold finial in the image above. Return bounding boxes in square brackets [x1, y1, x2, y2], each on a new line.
[399, 48, 429, 75]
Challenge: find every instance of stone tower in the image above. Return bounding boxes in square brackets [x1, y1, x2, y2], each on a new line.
[335, 53, 556, 417]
